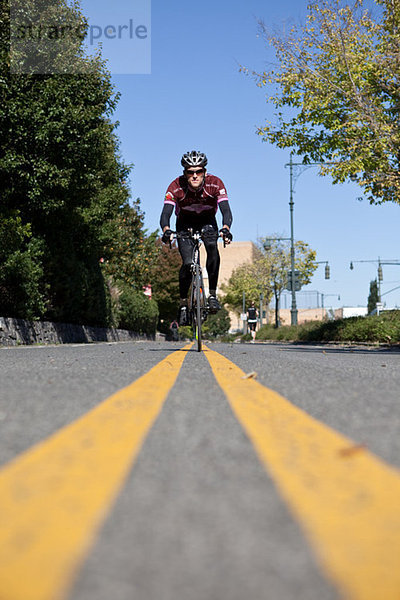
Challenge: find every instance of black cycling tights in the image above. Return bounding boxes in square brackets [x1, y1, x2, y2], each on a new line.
[177, 224, 220, 298]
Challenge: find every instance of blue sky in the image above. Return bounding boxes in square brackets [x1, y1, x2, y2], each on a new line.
[78, 0, 399, 309]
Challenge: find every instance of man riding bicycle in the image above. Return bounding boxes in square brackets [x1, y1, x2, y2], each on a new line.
[160, 150, 233, 326]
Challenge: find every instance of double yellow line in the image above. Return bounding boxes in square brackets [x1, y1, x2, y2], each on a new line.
[205, 347, 400, 600]
[0, 343, 400, 600]
[0, 344, 191, 600]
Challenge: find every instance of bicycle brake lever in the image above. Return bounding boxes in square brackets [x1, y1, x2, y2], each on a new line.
[168, 231, 176, 249]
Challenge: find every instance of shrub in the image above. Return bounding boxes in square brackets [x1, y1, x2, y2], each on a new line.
[0, 244, 46, 320]
[0, 216, 46, 320]
[256, 312, 400, 344]
[203, 308, 231, 339]
[177, 325, 192, 340]
[116, 284, 159, 336]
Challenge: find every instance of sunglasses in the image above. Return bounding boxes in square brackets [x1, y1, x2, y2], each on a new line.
[186, 168, 205, 176]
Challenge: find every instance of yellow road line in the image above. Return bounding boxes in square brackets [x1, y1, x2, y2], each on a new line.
[204, 346, 400, 600]
[0, 344, 192, 600]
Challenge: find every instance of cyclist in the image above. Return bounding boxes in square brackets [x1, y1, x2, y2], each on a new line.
[160, 150, 233, 326]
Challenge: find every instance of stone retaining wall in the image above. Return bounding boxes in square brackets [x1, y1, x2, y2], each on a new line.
[0, 317, 154, 346]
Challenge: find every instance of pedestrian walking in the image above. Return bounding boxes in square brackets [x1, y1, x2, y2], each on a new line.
[247, 301, 258, 343]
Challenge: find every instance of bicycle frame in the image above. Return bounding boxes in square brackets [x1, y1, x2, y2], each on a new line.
[173, 229, 209, 352]
[188, 232, 207, 352]
[171, 228, 226, 352]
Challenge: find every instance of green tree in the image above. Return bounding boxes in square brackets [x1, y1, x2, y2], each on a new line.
[220, 259, 268, 316]
[6, 0, 96, 75]
[0, 211, 46, 319]
[102, 200, 158, 290]
[149, 239, 182, 330]
[248, 0, 400, 204]
[0, 0, 151, 326]
[258, 239, 289, 328]
[368, 278, 379, 314]
[258, 237, 317, 327]
[100, 201, 159, 329]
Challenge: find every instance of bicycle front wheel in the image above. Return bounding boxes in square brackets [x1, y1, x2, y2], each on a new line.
[193, 264, 202, 352]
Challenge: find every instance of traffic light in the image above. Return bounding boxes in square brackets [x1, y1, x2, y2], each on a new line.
[325, 264, 330, 279]
[286, 270, 301, 291]
[378, 265, 383, 281]
[294, 270, 301, 291]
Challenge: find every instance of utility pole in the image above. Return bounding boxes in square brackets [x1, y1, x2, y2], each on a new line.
[285, 154, 338, 325]
[289, 154, 297, 325]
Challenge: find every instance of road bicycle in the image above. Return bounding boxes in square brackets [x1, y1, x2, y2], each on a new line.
[172, 228, 226, 352]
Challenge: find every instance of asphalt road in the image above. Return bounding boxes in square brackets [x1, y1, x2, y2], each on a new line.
[1, 340, 399, 600]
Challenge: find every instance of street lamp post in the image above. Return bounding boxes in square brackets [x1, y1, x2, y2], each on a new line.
[285, 154, 334, 325]
[288, 154, 297, 325]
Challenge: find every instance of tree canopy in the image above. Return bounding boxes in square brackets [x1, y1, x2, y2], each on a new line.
[250, 0, 400, 205]
[367, 278, 379, 313]
[0, 0, 156, 328]
[221, 258, 267, 312]
[149, 239, 182, 330]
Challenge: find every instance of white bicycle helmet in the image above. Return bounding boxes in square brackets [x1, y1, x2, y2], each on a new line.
[181, 150, 208, 169]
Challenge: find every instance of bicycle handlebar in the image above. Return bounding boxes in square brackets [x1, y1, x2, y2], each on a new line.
[169, 229, 228, 248]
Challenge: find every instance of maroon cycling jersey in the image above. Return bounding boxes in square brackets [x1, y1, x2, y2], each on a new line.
[164, 174, 229, 219]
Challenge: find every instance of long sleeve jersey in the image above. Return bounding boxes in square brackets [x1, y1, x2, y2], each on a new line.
[160, 173, 232, 230]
